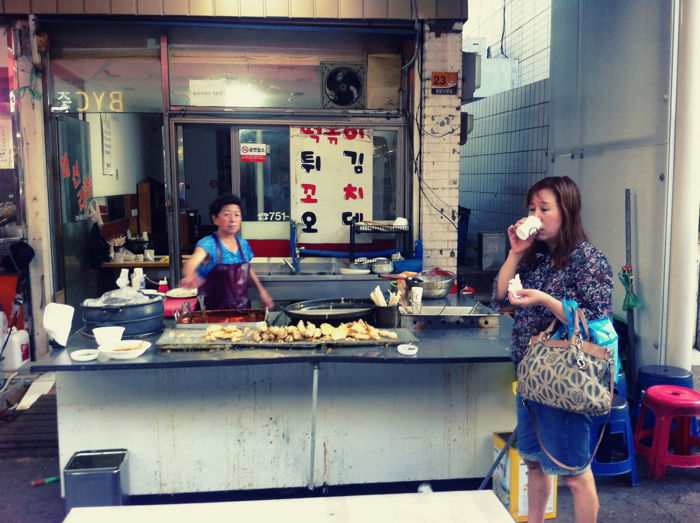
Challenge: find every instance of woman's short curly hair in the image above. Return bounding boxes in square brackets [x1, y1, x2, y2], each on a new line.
[209, 193, 243, 219]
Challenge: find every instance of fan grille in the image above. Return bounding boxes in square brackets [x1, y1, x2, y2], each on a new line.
[321, 63, 366, 109]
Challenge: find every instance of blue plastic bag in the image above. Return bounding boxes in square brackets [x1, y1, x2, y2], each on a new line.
[552, 299, 620, 383]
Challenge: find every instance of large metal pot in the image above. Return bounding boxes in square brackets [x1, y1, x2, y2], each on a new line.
[408, 270, 456, 299]
[82, 296, 165, 337]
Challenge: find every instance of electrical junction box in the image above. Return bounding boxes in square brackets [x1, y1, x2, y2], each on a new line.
[478, 232, 506, 271]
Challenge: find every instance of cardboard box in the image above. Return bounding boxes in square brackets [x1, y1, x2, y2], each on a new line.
[492, 432, 557, 522]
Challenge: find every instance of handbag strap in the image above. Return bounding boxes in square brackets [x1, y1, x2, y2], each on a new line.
[523, 358, 616, 472]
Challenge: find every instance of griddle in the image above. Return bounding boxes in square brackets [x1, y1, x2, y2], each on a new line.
[156, 326, 416, 350]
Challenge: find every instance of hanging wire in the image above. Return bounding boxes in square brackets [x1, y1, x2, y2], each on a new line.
[499, 0, 510, 58]
[401, 0, 421, 71]
[14, 65, 43, 101]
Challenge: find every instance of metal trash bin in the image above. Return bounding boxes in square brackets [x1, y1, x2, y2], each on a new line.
[63, 449, 129, 510]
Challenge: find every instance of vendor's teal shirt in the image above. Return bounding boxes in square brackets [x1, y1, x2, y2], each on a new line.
[195, 235, 255, 278]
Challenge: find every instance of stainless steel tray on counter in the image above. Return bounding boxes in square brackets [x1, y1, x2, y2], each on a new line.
[174, 308, 268, 330]
[156, 327, 417, 350]
[400, 302, 500, 329]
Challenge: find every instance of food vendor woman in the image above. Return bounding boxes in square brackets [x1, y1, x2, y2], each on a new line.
[181, 193, 275, 311]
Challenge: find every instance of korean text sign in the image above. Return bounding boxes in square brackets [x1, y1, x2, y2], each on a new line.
[290, 127, 373, 243]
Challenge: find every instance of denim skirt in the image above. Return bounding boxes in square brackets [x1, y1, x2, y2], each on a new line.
[515, 394, 592, 476]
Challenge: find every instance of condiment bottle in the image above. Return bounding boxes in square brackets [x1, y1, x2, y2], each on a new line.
[158, 278, 170, 294]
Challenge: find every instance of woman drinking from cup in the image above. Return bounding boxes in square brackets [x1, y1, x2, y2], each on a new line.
[492, 176, 613, 523]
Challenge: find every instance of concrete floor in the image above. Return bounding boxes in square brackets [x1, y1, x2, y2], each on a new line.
[1, 357, 699, 523]
[1, 453, 699, 522]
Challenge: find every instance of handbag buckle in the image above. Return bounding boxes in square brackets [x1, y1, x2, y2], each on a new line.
[576, 354, 586, 370]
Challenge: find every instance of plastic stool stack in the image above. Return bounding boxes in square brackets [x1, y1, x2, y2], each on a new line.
[635, 365, 694, 416]
[590, 393, 638, 486]
[634, 385, 700, 480]
[614, 370, 628, 401]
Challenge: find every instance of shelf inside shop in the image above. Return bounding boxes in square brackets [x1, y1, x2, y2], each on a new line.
[348, 220, 410, 262]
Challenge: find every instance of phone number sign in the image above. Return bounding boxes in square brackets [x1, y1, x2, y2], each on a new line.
[431, 72, 458, 95]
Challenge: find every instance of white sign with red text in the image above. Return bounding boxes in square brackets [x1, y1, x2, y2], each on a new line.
[290, 127, 373, 243]
[240, 143, 267, 162]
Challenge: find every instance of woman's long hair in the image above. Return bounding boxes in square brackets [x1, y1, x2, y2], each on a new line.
[523, 176, 588, 267]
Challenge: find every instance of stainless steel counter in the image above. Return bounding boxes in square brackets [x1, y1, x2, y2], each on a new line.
[32, 295, 511, 372]
[32, 294, 516, 497]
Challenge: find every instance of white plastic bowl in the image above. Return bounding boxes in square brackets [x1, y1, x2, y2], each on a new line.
[98, 340, 151, 360]
[92, 326, 125, 347]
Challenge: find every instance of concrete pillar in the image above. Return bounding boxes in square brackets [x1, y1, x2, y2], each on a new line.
[17, 18, 54, 358]
[418, 22, 463, 273]
[664, 0, 700, 369]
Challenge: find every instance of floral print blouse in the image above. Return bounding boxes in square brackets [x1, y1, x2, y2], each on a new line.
[491, 241, 613, 362]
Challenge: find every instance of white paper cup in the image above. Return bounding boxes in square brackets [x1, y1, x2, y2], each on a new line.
[144, 249, 155, 262]
[516, 216, 543, 240]
[43, 303, 75, 346]
[411, 286, 423, 308]
[93, 326, 125, 347]
[113, 252, 125, 263]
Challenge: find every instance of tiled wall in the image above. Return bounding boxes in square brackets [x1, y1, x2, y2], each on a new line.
[459, 79, 549, 246]
[463, 0, 551, 87]
[0, 0, 466, 18]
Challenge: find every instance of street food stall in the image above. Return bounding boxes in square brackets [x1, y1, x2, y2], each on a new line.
[32, 292, 515, 497]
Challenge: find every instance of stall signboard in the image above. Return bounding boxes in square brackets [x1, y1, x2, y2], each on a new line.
[290, 127, 373, 243]
[240, 143, 267, 162]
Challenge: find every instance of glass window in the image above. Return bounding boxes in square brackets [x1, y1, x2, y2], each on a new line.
[168, 26, 405, 109]
[238, 129, 290, 221]
[175, 123, 402, 244]
[372, 130, 398, 219]
[47, 23, 163, 112]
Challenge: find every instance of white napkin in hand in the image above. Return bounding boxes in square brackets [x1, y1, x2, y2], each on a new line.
[43, 303, 75, 346]
[508, 274, 523, 298]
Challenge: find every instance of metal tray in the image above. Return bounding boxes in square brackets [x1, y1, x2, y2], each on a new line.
[156, 327, 416, 350]
[400, 302, 500, 329]
[175, 308, 268, 330]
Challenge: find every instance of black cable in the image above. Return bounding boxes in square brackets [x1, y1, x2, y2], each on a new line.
[500, 0, 509, 58]
[0, 309, 19, 359]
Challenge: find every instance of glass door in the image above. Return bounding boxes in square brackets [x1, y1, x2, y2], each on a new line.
[54, 114, 98, 329]
[234, 128, 290, 222]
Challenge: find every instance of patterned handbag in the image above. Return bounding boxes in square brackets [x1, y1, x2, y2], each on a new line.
[517, 308, 615, 416]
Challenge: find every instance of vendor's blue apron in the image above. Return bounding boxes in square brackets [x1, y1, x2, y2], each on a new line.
[198, 233, 251, 310]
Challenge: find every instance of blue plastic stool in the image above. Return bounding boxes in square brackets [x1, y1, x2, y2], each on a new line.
[590, 393, 639, 486]
[634, 365, 696, 431]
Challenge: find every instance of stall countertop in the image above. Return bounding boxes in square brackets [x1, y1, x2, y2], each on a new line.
[31, 296, 513, 373]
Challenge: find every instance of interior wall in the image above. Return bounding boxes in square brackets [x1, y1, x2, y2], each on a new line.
[88, 113, 162, 197]
[548, 0, 673, 366]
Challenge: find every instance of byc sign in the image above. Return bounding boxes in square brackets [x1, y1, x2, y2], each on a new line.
[54, 90, 124, 112]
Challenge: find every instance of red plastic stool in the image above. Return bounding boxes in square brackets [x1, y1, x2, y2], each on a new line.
[634, 385, 700, 479]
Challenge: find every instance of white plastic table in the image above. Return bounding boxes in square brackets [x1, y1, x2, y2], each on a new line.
[64, 490, 513, 523]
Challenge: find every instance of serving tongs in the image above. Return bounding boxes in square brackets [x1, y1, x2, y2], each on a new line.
[197, 295, 207, 323]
